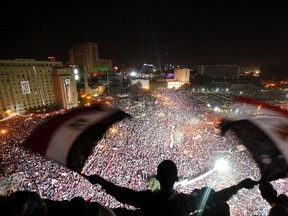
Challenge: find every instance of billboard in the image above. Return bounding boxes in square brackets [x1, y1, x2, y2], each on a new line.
[21, 81, 31, 94]
[64, 79, 72, 103]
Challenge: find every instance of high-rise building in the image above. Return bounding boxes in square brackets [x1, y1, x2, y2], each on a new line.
[0, 59, 78, 119]
[167, 68, 190, 89]
[260, 65, 288, 82]
[142, 63, 155, 74]
[174, 68, 190, 82]
[68, 42, 112, 87]
[197, 64, 240, 79]
[69, 42, 100, 73]
[52, 68, 79, 110]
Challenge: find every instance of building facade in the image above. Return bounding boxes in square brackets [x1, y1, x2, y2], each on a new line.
[68, 42, 113, 85]
[260, 65, 288, 82]
[166, 68, 190, 89]
[0, 59, 78, 119]
[52, 68, 79, 110]
[197, 64, 240, 79]
[174, 68, 190, 82]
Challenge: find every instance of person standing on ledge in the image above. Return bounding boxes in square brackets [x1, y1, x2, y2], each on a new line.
[83, 159, 257, 216]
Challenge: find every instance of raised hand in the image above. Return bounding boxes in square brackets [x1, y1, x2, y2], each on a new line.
[237, 178, 258, 189]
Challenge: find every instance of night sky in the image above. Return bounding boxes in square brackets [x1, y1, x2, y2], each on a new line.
[1, 1, 288, 68]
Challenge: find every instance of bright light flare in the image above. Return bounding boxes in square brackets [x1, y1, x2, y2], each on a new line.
[214, 158, 230, 172]
[110, 127, 117, 134]
[130, 71, 137, 77]
[1, 129, 7, 134]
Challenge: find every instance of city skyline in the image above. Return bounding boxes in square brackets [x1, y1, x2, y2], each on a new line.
[1, 1, 288, 68]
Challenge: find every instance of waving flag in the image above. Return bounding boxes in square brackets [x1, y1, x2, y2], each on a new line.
[220, 96, 288, 181]
[24, 105, 131, 173]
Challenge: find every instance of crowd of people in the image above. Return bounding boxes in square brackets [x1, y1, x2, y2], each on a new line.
[1, 88, 288, 215]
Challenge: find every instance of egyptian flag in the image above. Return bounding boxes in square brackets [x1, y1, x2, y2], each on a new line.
[24, 105, 131, 173]
[219, 96, 288, 181]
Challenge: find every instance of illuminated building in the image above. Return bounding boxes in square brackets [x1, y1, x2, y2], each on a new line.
[142, 63, 155, 74]
[167, 68, 190, 89]
[174, 68, 190, 82]
[0, 59, 78, 118]
[130, 78, 150, 90]
[52, 68, 79, 110]
[68, 42, 112, 82]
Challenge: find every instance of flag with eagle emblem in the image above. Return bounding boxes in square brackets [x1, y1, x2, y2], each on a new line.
[24, 105, 131, 173]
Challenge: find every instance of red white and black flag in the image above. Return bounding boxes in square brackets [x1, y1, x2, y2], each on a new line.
[24, 105, 131, 173]
[220, 96, 288, 181]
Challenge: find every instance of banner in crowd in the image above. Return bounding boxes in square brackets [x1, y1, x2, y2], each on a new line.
[24, 105, 131, 173]
[220, 96, 288, 181]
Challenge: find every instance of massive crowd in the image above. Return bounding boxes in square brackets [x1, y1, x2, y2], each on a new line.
[1, 88, 288, 215]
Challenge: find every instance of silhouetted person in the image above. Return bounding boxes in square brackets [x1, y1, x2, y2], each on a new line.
[191, 186, 230, 216]
[44, 196, 116, 216]
[259, 181, 288, 216]
[0, 190, 115, 216]
[2, 190, 48, 216]
[84, 159, 256, 216]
